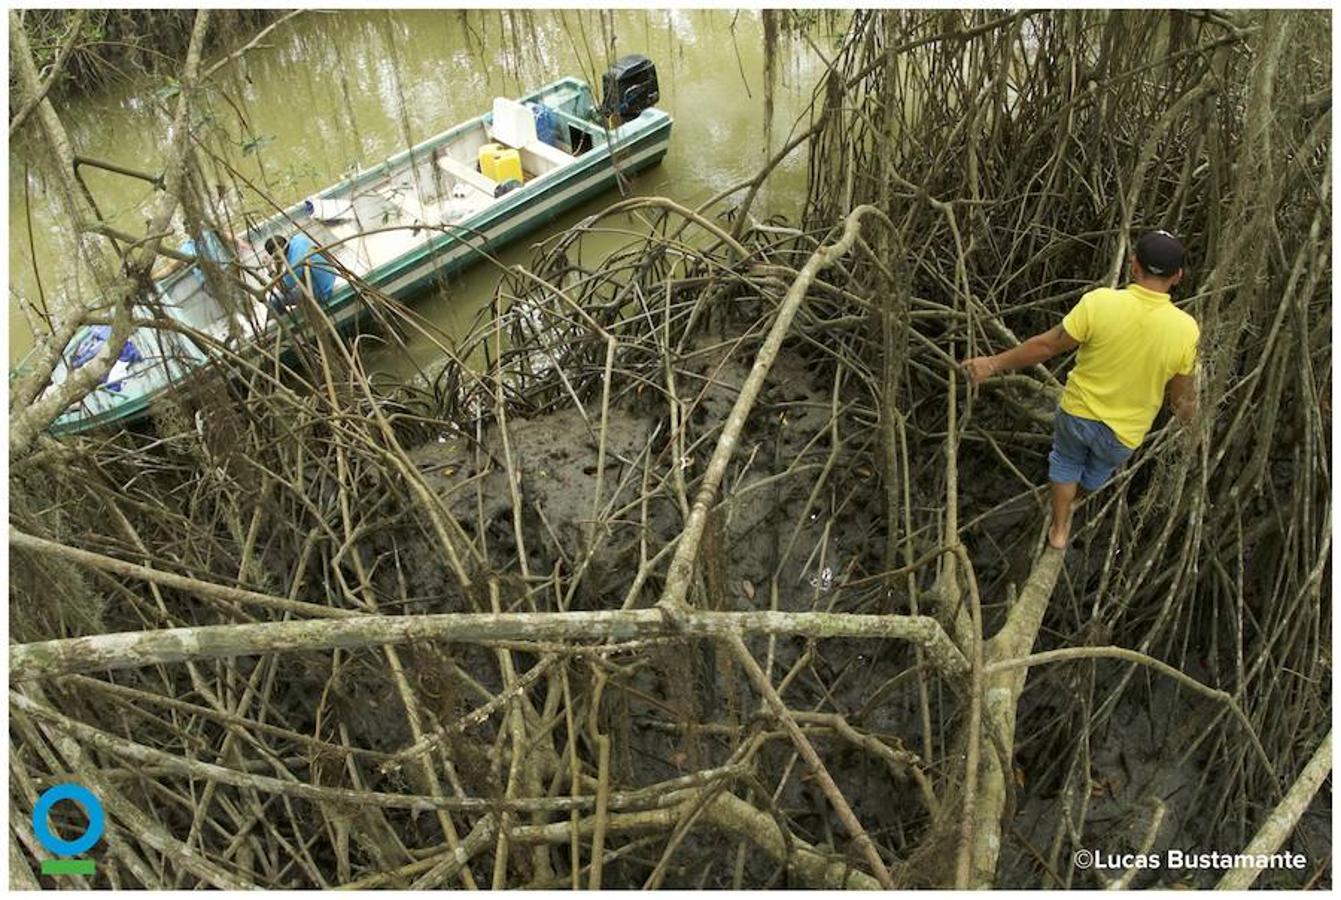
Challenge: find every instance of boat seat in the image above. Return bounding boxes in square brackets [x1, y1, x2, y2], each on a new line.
[517, 140, 575, 182]
[436, 154, 497, 198]
[525, 140, 573, 167]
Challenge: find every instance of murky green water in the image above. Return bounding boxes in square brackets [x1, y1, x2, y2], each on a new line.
[9, 10, 843, 369]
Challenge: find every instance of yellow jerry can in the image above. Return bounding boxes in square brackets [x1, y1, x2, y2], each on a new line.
[489, 147, 524, 185]
[477, 143, 502, 180]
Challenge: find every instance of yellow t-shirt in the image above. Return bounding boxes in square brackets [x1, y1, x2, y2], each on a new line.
[1059, 284, 1199, 448]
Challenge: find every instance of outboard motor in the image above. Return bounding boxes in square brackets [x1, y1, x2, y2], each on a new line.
[600, 55, 659, 122]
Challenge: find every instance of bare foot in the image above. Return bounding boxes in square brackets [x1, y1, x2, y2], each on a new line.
[1047, 521, 1070, 551]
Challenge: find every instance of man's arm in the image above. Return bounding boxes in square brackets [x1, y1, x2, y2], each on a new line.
[961, 325, 1079, 387]
[1168, 373, 1197, 424]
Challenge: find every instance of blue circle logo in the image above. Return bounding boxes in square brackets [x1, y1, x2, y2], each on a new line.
[33, 783, 105, 857]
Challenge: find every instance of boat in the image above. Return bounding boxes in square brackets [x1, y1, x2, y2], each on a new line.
[27, 55, 672, 436]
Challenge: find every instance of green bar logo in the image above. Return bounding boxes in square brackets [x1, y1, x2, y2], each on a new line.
[33, 783, 104, 878]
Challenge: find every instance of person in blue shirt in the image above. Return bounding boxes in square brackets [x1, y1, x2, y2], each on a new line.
[263, 233, 337, 311]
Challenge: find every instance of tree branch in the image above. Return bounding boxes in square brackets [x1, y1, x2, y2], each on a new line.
[11, 606, 969, 681]
[1216, 729, 1331, 890]
[8, 10, 85, 138]
[8, 9, 212, 457]
[658, 204, 889, 615]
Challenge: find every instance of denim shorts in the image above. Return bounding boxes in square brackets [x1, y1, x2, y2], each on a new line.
[1048, 408, 1133, 491]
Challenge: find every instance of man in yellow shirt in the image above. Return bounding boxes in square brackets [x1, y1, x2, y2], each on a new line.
[962, 231, 1200, 549]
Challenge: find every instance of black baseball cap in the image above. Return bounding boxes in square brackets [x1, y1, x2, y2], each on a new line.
[1134, 230, 1185, 276]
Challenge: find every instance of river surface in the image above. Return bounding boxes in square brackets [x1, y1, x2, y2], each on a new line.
[9, 9, 843, 370]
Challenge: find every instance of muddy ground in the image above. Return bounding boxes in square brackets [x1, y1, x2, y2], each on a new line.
[230, 335, 1326, 887]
